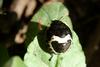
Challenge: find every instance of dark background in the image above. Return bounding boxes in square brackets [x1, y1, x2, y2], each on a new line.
[64, 0, 100, 67]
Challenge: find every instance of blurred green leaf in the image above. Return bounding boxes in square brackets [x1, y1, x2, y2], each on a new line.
[24, 2, 86, 67]
[0, 0, 3, 8]
[4, 56, 27, 67]
[0, 44, 9, 67]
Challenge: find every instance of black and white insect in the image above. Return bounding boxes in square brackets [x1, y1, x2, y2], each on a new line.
[46, 20, 72, 54]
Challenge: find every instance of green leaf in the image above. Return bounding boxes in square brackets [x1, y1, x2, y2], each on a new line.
[0, 0, 3, 8]
[24, 2, 86, 67]
[4, 56, 27, 67]
[0, 44, 9, 67]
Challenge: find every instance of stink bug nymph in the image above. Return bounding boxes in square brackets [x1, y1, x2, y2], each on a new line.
[46, 20, 72, 54]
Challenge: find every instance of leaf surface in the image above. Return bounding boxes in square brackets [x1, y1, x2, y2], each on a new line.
[4, 56, 27, 67]
[24, 2, 86, 67]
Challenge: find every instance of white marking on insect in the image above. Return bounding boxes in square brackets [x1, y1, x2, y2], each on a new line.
[48, 34, 72, 54]
[50, 34, 72, 44]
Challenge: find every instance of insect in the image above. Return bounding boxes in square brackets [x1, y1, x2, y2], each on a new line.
[46, 20, 72, 54]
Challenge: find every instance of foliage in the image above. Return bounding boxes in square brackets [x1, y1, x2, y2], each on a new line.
[3, 56, 27, 67]
[24, 2, 86, 67]
[0, 0, 3, 8]
[0, 1, 86, 67]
